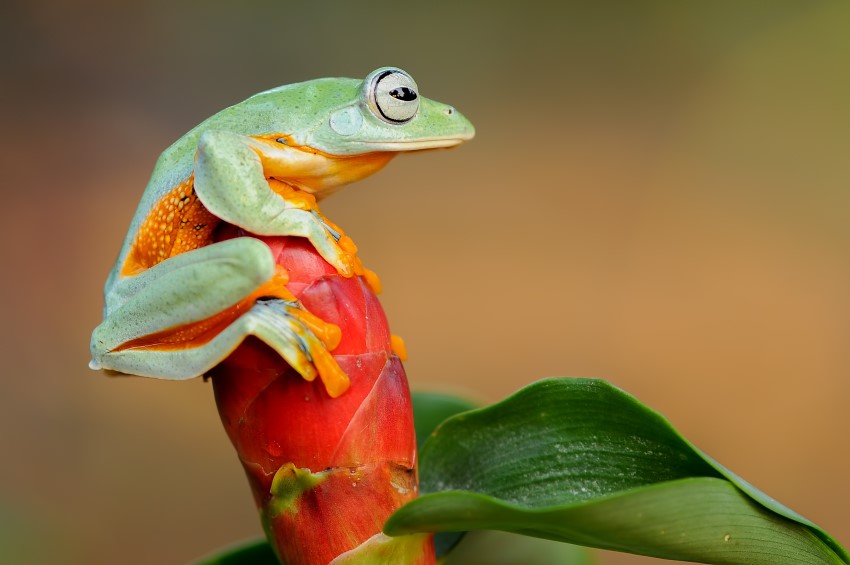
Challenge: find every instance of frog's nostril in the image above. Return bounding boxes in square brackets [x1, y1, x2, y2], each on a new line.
[444, 106, 454, 116]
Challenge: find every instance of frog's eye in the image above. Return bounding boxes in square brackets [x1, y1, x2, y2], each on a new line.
[366, 68, 420, 124]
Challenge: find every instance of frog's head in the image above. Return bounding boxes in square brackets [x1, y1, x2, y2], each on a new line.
[300, 67, 475, 155]
[246, 67, 474, 196]
[312, 67, 475, 155]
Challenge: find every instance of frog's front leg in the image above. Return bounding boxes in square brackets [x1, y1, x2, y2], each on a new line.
[194, 130, 360, 277]
[90, 237, 349, 397]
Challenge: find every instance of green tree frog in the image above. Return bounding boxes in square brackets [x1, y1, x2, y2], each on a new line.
[90, 67, 474, 396]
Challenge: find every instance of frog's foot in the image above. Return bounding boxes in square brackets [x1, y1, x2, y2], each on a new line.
[390, 334, 407, 361]
[265, 178, 367, 278]
[194, 130, 389, 278]
[232, 298, 349, 397]
[276, 190, 385, 295]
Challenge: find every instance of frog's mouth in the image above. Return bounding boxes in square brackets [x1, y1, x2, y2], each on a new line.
[363, 136, 472, 151]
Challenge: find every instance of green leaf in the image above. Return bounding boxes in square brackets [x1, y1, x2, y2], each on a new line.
[189, 538, 278, 565]
[411, 390, 596, 563]
[388, 378, 849, 564]
[412, 391, 478, 450]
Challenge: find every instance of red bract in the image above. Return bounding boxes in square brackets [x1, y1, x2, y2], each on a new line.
[209, 232, 435, 565]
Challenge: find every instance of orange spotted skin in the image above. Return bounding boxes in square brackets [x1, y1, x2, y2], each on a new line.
[120, 177, 220, 277]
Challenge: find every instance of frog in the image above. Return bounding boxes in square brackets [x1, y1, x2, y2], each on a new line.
[89, 67, 474, 398]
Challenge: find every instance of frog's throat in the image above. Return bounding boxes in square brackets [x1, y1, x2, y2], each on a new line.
[248, 134, 396, 199]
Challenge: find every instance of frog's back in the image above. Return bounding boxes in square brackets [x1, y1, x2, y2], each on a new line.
[138, 77, 357, 209]
[107, 77, 359, 297]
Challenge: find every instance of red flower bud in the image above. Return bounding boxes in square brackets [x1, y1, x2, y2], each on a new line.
[209, 234, 434, 564]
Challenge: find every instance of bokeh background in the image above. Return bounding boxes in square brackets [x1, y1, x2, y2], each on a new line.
[2, 1, 849, 563]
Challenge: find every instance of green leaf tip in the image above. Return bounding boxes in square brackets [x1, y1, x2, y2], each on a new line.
[390, 377, 848, 564]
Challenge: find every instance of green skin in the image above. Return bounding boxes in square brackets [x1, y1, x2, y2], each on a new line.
[90, 67, 474, 382]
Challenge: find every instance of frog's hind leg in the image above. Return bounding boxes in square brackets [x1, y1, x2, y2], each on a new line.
[90, 237, 348, 396]
[94, 237, 275, 349]
[97, 299, 349, 398]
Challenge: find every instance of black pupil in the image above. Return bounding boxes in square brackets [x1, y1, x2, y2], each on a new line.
[389, 87, 417, 102]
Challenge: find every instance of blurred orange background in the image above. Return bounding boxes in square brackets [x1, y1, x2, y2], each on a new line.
[2, 1, 848, 564]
